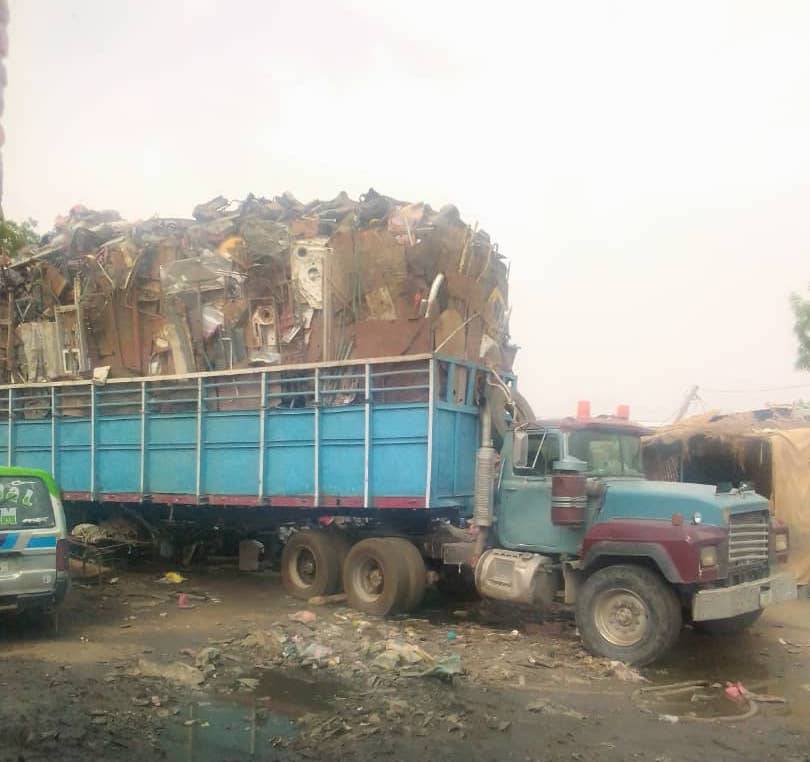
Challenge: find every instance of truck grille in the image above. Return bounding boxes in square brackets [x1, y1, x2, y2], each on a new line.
[728, 511, 769, 568]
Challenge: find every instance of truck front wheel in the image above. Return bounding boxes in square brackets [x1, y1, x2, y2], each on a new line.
[576, 564, 682, 666]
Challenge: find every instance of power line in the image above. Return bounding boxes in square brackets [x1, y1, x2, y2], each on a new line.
[702, 383, 810, 394]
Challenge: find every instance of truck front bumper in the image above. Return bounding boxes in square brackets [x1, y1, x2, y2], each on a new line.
[692, 571, 797, 622]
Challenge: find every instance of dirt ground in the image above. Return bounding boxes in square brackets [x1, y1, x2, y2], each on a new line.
[1, 563, 809, 762]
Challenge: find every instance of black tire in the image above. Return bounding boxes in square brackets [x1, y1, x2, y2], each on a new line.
[576, 564, 682, 666]
[281, 530, 342, 600]
[343, 538, 409, 616]
[693, 609, 763, 635]
[386, 538, 426, 612]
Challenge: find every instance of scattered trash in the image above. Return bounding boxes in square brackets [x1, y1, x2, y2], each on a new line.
[300, 643, 334, 666]
[724, 681, 746, 703]
[446, 630, 457, 641]
[526, 699, 586, 720]
[177, 593, 193, 609]
[609, 660, 648, 683]
[289, 610, 317, 625]
[195, 647, 220, 675]
[413, 654, 462, 680]
[132, 659, 204, 687]
[160, 572, 186, 584]
[527, 655, 556, 669]
[107, 577, 119, 585]
[659, 714, 680, 724]
[237, 677, 260, 691]
[307, 593, 347, 606]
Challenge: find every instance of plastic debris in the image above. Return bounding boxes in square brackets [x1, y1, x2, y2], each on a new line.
[724, 681, 746, 702]
[132, 659, 204, 687]
[526, 699, 586, 720]
[160, 572, 186, 584]
[289, 610, 317, 625]
[307, 593, 348, 606]
[177, 593, 193, 609]
[609, 660, 649, 683]
[300, 642, 334, 665]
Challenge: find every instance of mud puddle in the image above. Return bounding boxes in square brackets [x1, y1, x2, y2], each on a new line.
[162, 669, 342, 761]
[646, 624, 810, 724]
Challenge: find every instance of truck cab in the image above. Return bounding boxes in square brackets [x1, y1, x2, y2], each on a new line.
[476, 415, 797, 664]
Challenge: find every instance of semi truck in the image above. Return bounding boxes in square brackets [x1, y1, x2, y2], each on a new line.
[0, 353, 797, 664]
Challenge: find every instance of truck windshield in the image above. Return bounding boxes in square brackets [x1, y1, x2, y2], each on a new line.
[567, 430, 644, 477]
[0, 476, 55, 530]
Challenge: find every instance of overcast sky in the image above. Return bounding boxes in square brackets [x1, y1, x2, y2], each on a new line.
[5, 0, 810, 422]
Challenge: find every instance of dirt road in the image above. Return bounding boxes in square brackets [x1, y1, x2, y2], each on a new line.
[1, 565, 808, 762]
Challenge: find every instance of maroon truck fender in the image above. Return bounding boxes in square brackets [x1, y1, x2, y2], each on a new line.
[580, 520, 727, 584]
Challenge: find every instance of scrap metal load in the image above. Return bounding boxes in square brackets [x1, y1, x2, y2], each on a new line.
[0, 189, 513, 384]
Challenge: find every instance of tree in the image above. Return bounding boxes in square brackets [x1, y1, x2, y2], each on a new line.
[790, 289, 810, 369]
[0, 218, 39, 261]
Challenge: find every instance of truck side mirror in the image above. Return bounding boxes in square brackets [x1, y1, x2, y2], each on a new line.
[513, 430, 529, 468]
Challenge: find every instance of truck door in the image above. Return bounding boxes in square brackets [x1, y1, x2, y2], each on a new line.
[498, 430, 581, 555]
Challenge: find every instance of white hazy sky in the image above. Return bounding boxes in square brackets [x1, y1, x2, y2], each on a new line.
[5, 0, 810, 422]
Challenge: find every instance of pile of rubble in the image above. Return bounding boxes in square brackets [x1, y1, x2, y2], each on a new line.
[1, 189, 513, 384]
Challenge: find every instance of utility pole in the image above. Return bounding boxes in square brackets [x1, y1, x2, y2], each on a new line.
[0, 0, 8, 220]
[673, 385, 700, 422]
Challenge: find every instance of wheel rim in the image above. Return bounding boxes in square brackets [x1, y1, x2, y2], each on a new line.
[593, 587, 650, 647]
[351, 556, 385, 604]
[290, 547, 317, 589]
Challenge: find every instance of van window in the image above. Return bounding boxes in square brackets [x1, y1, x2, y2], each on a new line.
[514, 432, 560, 476]
[0, 476, 55, 530]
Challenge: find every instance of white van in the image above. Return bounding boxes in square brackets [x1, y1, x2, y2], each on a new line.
[0, 467, 70, 620]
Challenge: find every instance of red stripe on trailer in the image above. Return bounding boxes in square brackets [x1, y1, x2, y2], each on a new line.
[268, 496, 315, 507]
[207, 495, 266, 506]
[99, 493, 143, 503]
[62, 491, 92, 501]
[321, 496, 364, 508]
[373, 497, 425, 509]
[149, 493, 200, 505]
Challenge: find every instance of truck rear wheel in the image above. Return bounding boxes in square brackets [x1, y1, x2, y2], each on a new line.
[281, 530, 343, 600]
[576, 564, 682, 666]
[694, 609, 763, 635]
[343, 538, 409, 616]
[385, 538, 426, 612]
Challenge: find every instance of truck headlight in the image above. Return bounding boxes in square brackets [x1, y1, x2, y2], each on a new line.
[700, 546, 718, 568]
[774, 533, 789, 553]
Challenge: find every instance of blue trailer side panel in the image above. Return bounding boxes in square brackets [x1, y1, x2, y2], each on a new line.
[0, 356, 486, 512]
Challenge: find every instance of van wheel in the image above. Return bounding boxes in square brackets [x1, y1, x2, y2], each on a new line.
[343, 538, 408, 616]
[281, 530, 342, 600]
[576, 564, 682, 666]
[385, 538, 426, 612]
[694, 610, 763, 635]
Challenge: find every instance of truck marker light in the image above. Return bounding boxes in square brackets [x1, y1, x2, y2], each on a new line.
[671, 513, 684, 526]
[699, 546, 718, 568]
[774, 533, 788, 553]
